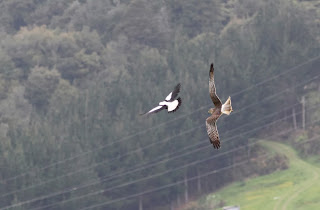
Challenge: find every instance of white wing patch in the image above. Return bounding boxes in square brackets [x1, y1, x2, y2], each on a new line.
[165, 92, 173, 101]
[147, 105, 164, 114]
[159, 101, 167, 106]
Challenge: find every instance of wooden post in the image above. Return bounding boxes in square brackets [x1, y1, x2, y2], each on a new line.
[139, 196, 143, 210]
[197, 168, 201, 194]
[302, 96, 305, 130]
[85, 90, 89, 139]
[170, 202, 175, 210]
[292, 107, 297, 130]
[184, 173, 188, 203]
[177, 195, 181, 207]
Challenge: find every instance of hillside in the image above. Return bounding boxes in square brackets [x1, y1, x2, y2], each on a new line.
[185, 141, 320, 210]
[0, 0, 319, 209]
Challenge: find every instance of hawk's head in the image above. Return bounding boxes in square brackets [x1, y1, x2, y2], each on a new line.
[208, 108, 215, 114]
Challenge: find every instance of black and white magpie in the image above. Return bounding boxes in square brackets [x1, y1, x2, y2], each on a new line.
[140, 83, 182, 115]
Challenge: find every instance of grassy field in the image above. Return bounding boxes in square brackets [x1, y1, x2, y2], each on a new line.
[201, 141, 320, 210]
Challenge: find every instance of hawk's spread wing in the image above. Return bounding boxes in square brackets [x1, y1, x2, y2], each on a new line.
[165, 83, 181, 102]
[206, 114, 220, 149]
[209, 63, 222, 108]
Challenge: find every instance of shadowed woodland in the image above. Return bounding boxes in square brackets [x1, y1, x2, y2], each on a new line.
[0, 0, 319, 209]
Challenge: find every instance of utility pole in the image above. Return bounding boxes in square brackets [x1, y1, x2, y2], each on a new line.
[177, 195, 181, 207]
[170, 202, 175, 210]
[139, 196, 143, 210]
[85, 90, 89, 139]
[302, 96, 305, 130]
[292, 107, 297, 130]
[184, 173, 189, 203]
[197, 168, 201, 195]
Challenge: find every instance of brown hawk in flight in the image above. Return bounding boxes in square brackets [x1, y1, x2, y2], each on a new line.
[206, 63, 233, 149]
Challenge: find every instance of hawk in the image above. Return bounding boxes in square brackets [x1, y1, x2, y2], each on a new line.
[206, 63, 233, 149]
[140, 83, 182, 115]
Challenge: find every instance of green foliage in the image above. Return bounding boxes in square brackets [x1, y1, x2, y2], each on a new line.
[30, 0, 75, 26]
[306, 90, 320, 125]
[166, 0, 223, 37]
[0, 48, 17, 80]
[114, 0, 171, 48]
[24, 66, 60, 110]
[49, 79, 78, 114]
[0, 0, 319, 209]
[198, 141, 320, 210]
[0, 0, 35, 33]
[2, 25, 106, 83]
[57, 0, 122, 43]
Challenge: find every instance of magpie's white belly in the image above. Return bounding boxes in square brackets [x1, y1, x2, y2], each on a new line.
[159, 100, 179, 112]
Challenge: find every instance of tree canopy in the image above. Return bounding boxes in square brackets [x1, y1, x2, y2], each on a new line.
[0, 0, 319, 209]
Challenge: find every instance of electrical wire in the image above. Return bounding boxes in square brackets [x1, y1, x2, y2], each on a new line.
[1, 72, 314, 201]
[2, 55, 319, 186]
[1, 69, 319, 210]
[7, 110, 320, 210]
[79, 129, 319, 210]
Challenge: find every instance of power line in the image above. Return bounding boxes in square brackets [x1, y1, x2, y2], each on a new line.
[1, 70, 319, 208]
[2, 55, 319, 185]
[60, 130, 320, 210]
[223, 101, 301, 137]
[0, 125, 204, 199]
[80, 130, 319, 210]
[0, 104, 298, 209]
[79, 156, 263, 210]
[8, 110, 320, 210]
[0, 111, 288, 209]
[229, 55, 320, 97]
[31, 115, 320, 210]
[0, 75, 312, 201]
[83, 101, 305, 186]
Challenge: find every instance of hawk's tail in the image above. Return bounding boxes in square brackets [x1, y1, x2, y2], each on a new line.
[221, 96, 233, 115]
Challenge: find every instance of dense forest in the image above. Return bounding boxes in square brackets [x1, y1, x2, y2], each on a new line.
[0, 0, 319, 209]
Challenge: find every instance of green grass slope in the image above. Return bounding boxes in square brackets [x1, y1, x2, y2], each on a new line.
[201, 141, 320, 210]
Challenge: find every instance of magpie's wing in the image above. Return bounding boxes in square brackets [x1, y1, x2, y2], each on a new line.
[140, 105, 166, 116]
[165, 83, 181, 102]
